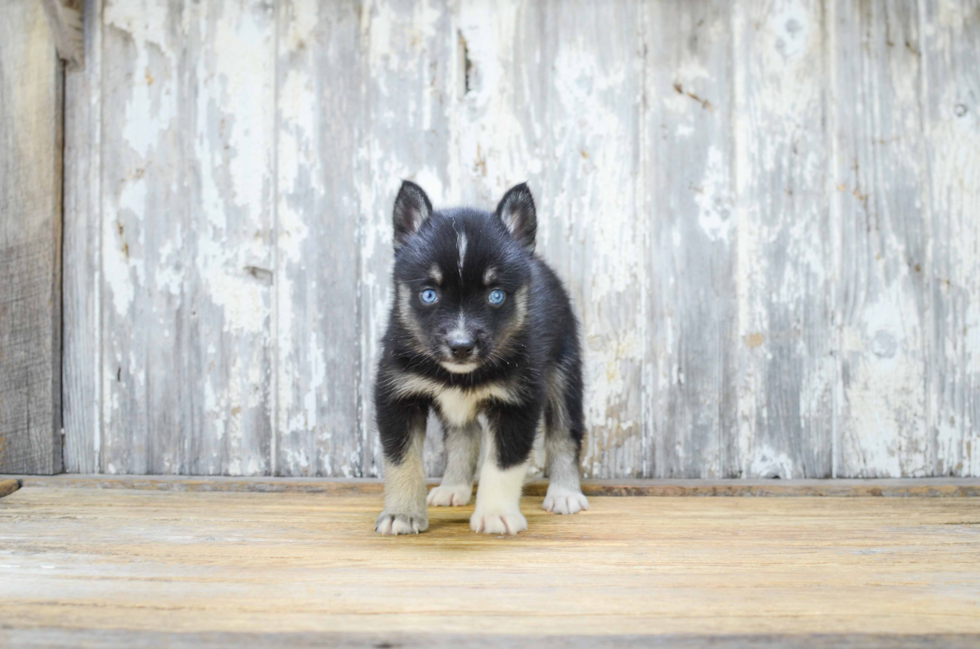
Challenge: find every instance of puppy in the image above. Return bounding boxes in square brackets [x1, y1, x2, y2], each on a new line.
[374, 181, 588, 535]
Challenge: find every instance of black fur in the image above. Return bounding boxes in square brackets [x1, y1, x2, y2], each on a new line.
[375, 182, 584, 472]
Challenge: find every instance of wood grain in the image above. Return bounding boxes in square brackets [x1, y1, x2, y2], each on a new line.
[732, 0, 834, 478]
[922, 0, 980, 477]
[275, 0, 363, 477]
[63, 0, 102, 474]
[182, 0, 276, 476]
[99, 0, 184, 474]
[0, 0, 63, 475]
[835, 0, 932, 477]
[3, 630, 980, 649]
[98, 0, 276, 475]
[645, 0, 738, 478]
[1, 488, 979, 639]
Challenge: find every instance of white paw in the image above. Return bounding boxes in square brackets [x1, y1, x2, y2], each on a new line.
[470, 509, 527, 535]
[376, 512, 428, 535]
[543, 487, 589, 515]
[427, 483, 473, 507]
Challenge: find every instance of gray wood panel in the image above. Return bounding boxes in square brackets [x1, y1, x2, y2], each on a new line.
[0, 0, 63, 475]
[275, 0, 363, 476]
[63, 0, 103, 474]
[835, 0, 931, 477]
[645, 0, 739, 478]
[182, 0, 275, 475]
[922, 0, 980, 477]
[99, 0, 275, 475]
[59, 0, 980, 478]
[99, 0, 184, 474]
[732, 0, 834, 478]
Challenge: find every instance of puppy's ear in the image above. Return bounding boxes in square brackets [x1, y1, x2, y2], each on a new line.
[392, 180, 433, 251]
[495, 183, 536, 253]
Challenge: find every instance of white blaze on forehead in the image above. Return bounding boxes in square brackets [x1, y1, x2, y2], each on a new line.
[448, 312, 467, 340]
[457, 231, 468, 278]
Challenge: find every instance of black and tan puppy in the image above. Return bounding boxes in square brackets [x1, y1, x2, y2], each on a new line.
[374, 181, 588, 535]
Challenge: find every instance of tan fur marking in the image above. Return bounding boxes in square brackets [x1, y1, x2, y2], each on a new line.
[428, 265, 443, 284]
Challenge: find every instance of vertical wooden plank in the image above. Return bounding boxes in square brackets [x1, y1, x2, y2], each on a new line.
[835, 0, 931, 477]
[732, 0, 834, 478]
[102, 0, 276, 475]
[182, 0, 276, 475]
[0, 0, 64, 474]
[644, 0, 738, 478]
[359, 0, 457, 477]
[452, 0, 644, 478]
[100, 0, 184, 474]
[922, 0, 980, 477]
[276, 0, 363, 476]
[64, 0, 103, 474]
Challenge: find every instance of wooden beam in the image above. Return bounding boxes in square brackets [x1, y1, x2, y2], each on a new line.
[6, 475, 980, 497]
[0, 479, 19, 498]
[39, 0, 83, 67]
[0, 0, 64, 474]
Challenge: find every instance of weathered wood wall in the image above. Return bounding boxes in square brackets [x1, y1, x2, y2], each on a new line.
[61, 0, 980, 478]
[0, 0, 64, 474]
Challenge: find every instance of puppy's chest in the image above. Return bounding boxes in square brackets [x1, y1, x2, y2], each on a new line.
[433, 389, 485, 427]
[395, 374, 517, 426]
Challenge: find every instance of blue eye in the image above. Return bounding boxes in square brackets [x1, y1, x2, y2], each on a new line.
[420, 289, 439, 304]
[488, 289, 505, 305]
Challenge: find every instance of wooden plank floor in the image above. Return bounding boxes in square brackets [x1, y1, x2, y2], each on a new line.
[2, 486, 980, 647]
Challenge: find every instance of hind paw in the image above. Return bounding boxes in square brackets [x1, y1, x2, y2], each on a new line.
[543, 487, 589, 515]
[427, 483, 473, 507]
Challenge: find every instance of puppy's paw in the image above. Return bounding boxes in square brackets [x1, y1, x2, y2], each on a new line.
[427, 483, 473, 507]
[470, 509, 527, 535]
[543, 487, 589, 515]
[376, 511, 428, 535]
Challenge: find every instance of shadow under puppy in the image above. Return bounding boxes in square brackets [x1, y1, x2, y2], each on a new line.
[375, 181, 588, 536]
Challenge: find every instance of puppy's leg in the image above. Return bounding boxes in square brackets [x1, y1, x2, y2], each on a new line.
[375, 397, 429, 535]
[427, 421, 480, 507]
[470, 405, 537, 535]
[543, 364, 589, 515]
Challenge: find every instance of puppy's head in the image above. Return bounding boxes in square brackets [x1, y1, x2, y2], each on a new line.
[391, 181, 536, 374]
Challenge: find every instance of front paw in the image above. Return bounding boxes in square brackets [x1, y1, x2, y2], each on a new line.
[427, 483, 473, 507]
[376, 511, 429, 535]
[543, 487, 589, 515]
[470, 509, 527, 535]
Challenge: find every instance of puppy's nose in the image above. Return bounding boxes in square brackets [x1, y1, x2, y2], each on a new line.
[448, 338, 476, 360]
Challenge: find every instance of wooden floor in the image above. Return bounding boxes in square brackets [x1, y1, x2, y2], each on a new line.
[2, 482, 980, 648]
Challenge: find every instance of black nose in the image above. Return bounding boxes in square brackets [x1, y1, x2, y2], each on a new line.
[448, 338, 475, 359]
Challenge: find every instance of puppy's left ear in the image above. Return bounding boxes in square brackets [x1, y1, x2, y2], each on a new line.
[393, 180, 433, 251]
[495, 183, 536, 253]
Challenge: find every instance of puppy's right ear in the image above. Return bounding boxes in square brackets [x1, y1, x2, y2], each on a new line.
[392, 180, 433, 251]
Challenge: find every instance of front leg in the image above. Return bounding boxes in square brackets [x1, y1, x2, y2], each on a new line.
[470, 403, 538, 535]
[375, 395, 429, 535]
[427, 421, 480, 507]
